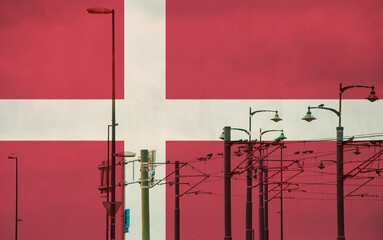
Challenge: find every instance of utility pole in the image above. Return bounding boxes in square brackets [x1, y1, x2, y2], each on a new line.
[175, 161, 180, 240]
[336, 126, 344, 240]
[246, 109, 253, 240]
[337, 83, 346, 240]
[115, 151, 137, 240]
[141, 150, 150, 240]
[8, 154, 19, 240]
[259, 129, 285, 240]
[280, 143, 285, 240]
[246, 141, 253, 240]
[264, 159, 269, 240]
[223, 126, 232, 240]
[107, 125, 110, 240]
[259, 145, 265, 240]
[16, 156, 18, 240]
[120, 153, 126, 240]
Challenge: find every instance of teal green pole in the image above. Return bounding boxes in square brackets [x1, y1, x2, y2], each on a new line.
[141, 150, 150, 240]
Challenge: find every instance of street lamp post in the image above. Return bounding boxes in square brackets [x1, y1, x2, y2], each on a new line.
[302, 104, 343, 240]
[87, 7, 117, 240]
[249, 108, 282, 240]
[337, 84, 377, 240]
[259, 129, 286, 240]
[8, 153, 19, 240]
[302, 82, 378, 240]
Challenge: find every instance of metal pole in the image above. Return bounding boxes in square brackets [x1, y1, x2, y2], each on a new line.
[336, 127, 345, 240]
[339, 83, 342, 127]
[141, 150, 150, 240]
[107, 126, 110, 240]
[224, 126, 232, 240]
[111, 9, 117, 240]
[264, 159, 269, 240]
[121, 156, 125, 240]
[175, 161, 180, 240]
[246, 108, 253, 240]
[16, 157, 18, 240]
[259, 132, 265, 240]
[280, 144, 284, 240]
[337, 83, 345, 240]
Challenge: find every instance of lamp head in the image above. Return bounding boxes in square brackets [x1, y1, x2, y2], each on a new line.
[366, 87, 379, 102]
[116, 151, 136, 158]
[271, 111, 282, 122]
[302, 107, 316, 122]
[219, 131, 225, 140]
[87, 8, 113, 14]
[353, 146, 361, 155]
[234, 151, 243, 157]
[276, 131, 287, 141]
[8, 153, 17, 159]
[318, 161, 325, 169]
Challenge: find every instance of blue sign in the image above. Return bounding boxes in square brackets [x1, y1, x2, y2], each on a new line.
[124, 209, 130, 233]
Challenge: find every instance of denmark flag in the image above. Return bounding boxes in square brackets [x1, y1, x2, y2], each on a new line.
[1, 1, 383, 240]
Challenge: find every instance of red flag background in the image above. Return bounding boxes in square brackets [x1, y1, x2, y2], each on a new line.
[167, 0, 383, 99]
[0, 0, 124, 99]
[0, 141, 124, 240]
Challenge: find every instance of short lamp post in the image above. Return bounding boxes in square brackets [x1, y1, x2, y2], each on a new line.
[8, 153, 20, 240]
[259, 129, 286, 240]
[220, 126, 250, 240]
[302, 82, 378, 240]
[106, 123, 118, 240]
[116, 151, 136, 240]
[249, 108, 282, 240]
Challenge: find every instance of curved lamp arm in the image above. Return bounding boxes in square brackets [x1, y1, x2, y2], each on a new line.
[260, 129, 286, 141]
[250, 109, 278, 117]
[340, 84, 374, 93]
[302, 104, 340, 123]
[310, 104, 340, 117]
[232, 128, 250, 136]
[260, 129, 283, 137]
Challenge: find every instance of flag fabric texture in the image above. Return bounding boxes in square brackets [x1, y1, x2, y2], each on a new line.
[1, 1, 383, 240]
